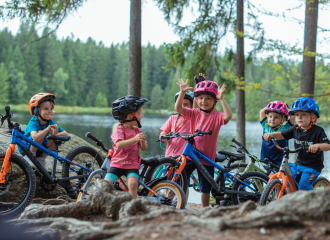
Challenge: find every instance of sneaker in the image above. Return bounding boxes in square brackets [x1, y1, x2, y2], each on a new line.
[23, 155, 36, 169]
[37, 152, 48, 170]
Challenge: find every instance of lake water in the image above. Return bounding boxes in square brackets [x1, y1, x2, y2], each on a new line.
[12, 112, 330, 204]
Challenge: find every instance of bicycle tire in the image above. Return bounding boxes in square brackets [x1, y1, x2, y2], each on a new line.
[259, 179, 282, 206]
[313, 176, 330, 189]
[62, 146, 104, 197]
[145, 157, 188, 194]
[146, 180, 186, 209]
[231, 171, 269, 205]
[0, 152, 36, 219]
[76, 177, 99, 202]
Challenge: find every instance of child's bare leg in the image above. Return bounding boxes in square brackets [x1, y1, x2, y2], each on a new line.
[201, 193, 210, 207]
[46, 140, 55, 151]
[127, 177, 138, 197]
[105, 179, 114, 185]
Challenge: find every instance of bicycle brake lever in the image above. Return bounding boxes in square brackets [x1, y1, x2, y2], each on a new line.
[229, 145, 237, 150]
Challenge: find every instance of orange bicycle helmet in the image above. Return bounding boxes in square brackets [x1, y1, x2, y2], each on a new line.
[29, 93, 56, 115]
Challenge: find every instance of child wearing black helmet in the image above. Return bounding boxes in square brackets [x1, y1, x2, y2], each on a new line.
[106, 95, 148, 197]
[263, 97, 330, 191]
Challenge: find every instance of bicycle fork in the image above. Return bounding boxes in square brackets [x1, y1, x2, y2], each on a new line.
[0, 144, 15, 184]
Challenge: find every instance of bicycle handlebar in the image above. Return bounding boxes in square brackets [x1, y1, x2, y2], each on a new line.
[269, 137, 306, 154]
[85, 132, 109, 152]
[156, 129, 212, 142]
[5, 106, 10, 119]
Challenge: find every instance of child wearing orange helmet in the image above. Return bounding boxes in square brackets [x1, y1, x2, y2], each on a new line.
[18, 93, 68, 169]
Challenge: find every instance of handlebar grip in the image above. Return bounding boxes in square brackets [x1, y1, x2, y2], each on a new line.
[85, 132, 101, 143]
[5, 106, 10, 118]
[198, 130, 212, 135]
[232, 138, 243, 147]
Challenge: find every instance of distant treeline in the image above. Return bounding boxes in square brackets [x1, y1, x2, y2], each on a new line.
[0, 23, 329, 122]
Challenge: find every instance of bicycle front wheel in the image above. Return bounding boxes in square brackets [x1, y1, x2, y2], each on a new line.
[145, 157, 188, 194]
[313, 177, 330, 189]
[146, 180, 186, 209]
[63, 146, 104, 198]
[259, 179, 282, 206]
[0, 152, 36, 219]
[231, 171, 269, 205]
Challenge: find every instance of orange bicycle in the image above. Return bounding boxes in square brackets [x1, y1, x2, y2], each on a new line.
[259, 137, 329, 205]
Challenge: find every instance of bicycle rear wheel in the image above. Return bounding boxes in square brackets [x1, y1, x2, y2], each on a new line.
[62, 146, 104, 198]
[0, 152, 36, 219]
[145, 157, 188, 194]
[231, 171, 269, 205]
[146, 180, 186, 209]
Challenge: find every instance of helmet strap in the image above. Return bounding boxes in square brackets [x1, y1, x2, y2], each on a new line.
[35, 107, 50, 123]
[121, 112, 142, 128]
[198, 103, 216, 114]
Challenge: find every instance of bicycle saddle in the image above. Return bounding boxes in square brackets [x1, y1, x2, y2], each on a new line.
[47, 136, 71, 142]
[215, 153, 227, 162]
[141, 158, 159, 167]
[217, 150, 245, 160]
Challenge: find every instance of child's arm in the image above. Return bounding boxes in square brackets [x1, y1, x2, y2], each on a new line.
[289, 115, 295, 125]
[307, 143, 330, 153]
[263, 132, 285, 141]
[31, 127, 51, 143]
[217, 84, 232, 122]
[139, 139, 148, 151]
[116, 133, 145, 149]
[54, 131, 68, 136]
[175, 79, 193, 115]
[260, 107, 266, 121]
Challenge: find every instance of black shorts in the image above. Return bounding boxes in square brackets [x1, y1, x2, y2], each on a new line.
[105, 167, 139, 181]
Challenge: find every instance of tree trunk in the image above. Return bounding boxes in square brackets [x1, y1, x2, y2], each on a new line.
[236, 0, 245, 146]
[128, 0, 142, 96]
[301, 0, 318, 98]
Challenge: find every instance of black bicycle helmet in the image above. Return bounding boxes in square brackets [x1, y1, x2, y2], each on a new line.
[111, 95, 147, 128]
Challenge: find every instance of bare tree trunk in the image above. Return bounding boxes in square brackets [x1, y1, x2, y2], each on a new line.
[128, 0, 141, 96]
[236, 0, 245, 146]
[301, 0, 318, 98]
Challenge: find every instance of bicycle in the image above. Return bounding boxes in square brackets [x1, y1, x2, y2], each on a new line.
[147, 130, 269, 205]
[77, 132, 186, 209]
[0, 106, 104, 219]
[259, 137, 330, 205]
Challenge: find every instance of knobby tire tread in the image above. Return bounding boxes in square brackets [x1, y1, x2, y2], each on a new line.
[259, 179, 282, 206]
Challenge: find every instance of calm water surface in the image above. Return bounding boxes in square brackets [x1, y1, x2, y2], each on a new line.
[13, 112, 330, 203]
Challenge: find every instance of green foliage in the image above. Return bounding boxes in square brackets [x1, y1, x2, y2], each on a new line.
[52, 68, 69, 98]
[95, 92, 108, 108]
[82, 95, 91, 107]
[0, 63, 9, 104]
[150, 84, 164, 110]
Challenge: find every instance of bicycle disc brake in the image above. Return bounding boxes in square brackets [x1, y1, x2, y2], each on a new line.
[40, 175, 57, 192]
[160, 197, 174, 206]
[0, 173, 12, 195]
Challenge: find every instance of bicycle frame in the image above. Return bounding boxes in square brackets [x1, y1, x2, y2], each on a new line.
[172, 142, 259, 194]
[0, 128, 90, 185]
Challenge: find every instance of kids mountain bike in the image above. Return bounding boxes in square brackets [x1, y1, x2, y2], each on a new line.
[147, 130, 269, 205]
[0, 106, 104, 219]
[77, 132, 186, 209]
[259, 137, 330, 205]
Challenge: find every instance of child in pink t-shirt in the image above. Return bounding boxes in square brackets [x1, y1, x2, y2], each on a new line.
[159, 90, 194, 157]
[175, 78, 232, 207]
[105, 96, 148, 197]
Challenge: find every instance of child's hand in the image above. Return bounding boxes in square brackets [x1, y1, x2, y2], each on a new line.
[263, 133, 271, 141]
[176, 78, 193, 92]
[307, 144, 320, 153]
[194, 73, 206, 84]
[48, 125, 58, 135]
[217, 84, 226, 100]
[133, 133, 146, 143]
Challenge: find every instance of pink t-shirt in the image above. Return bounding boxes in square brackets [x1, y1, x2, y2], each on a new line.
[160, 115, 190, 157]
[182, 108, 228, 165]
[110, 125, 142, 169]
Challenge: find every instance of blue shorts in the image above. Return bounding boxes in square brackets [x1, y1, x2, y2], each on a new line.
[286, 163, 320, 191]
[105, 167, 139, 182]
[18, 136, 48, 157]
[184, 160, 214, 193]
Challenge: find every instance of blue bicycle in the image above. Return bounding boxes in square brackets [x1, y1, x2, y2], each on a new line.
[0, 106, 104, 219]
[151, 130, 269, 205]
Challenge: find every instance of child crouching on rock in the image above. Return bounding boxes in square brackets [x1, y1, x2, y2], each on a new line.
[105, 96, 148, 197]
